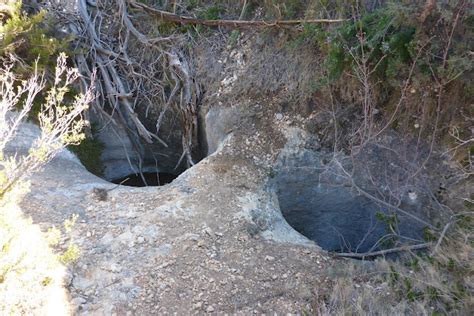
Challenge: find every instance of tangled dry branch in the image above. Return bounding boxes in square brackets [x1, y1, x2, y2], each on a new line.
[61, 0, 202, 171]
[49, 0, 344, 173]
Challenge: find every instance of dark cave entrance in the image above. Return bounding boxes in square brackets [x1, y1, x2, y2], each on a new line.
[272, 153, 427, 256]
[276, 183, 426, 255]
[111, 172, 179, 187]
[277, 184, 391, 254]
[91, 116, 209, 188]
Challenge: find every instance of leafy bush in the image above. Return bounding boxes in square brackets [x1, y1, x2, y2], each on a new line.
[0, 2, 69, 70]
[326, 5, 416, 82]
[0, 49, 91, 312]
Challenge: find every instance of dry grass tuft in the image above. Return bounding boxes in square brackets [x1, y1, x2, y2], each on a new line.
[318, 209, 473, 315]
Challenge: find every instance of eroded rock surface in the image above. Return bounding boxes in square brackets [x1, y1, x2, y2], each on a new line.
[18, 115, 333, 314]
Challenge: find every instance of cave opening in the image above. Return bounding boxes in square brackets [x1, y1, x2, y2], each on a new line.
[111, 172, 179, 187]
[276, 183, 427, 255]
[277, 184, 390, 254]
[272, 153, 427, 256]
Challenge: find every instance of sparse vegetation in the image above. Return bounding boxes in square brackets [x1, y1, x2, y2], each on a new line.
[320, 209, 473, 314]
[307, 1, 473, 314]
[0, 6, 92, 309]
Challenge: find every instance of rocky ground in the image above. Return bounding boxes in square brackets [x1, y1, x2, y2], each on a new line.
[12, 107, 342, 314]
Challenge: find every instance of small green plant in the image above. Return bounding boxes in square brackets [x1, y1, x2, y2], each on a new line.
[64, 214, 78, 234]
[41, 276, 52, 286]
[388, 264, 399, 285]
[185, 0, 199, 10]
[375, 212, 399, 233]
[45, 226, 61, 246]
[279, 0, 304, 19]
[422, 227, 437, 242]
[228, 30, 240, 48]
[201, 5, 224, 20]
[288, 23, 326, 49]
[375, 211, 401, 248]
[265, 0, 305, 19]
[60, 214, 80, 264]
[59, 243, 80, 264]
[46, 214, 81, 264]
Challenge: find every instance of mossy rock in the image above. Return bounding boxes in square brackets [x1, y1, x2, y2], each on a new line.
[69, 137, 105, 177]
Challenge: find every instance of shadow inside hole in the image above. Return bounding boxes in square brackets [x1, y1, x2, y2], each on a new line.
[272, 160, 427, 255]
[277, 185, 391, 253]
[112, 172, 178, 187]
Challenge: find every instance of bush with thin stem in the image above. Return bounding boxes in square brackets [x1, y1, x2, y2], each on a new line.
[0, 52, 94, 198]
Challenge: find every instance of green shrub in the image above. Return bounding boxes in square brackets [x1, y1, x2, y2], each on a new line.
[201, 5, 224, 20]
[1, 2, 75, 122]
[0, 2, 69, 70]
[288, 23, 326, 49]
[326, 5, 416, 82]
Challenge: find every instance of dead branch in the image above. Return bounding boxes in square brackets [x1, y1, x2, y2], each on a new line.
[336, 242, 431, 259]
[432, 222, 452, 255]
[332, 158, 436, 229]
[127, 0, 345, 29]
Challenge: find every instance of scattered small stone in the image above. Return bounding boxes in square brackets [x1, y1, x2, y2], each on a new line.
[204, 228, 213, 237]
[109, 263, 121, 273]
[136, 236, 145, 244]
[264, 255, 275, 261]
[63, 270, 73, 286]
[206, 305, 215, 313]
[71, 297, 87, 306]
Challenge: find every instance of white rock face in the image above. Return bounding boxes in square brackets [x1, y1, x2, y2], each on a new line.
[93, 115, 141, 180]
[204, 106, 241, 155]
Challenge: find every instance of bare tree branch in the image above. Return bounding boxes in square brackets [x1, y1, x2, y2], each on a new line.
[336, 243, 431, 259]
[127, 0, 346, 29]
